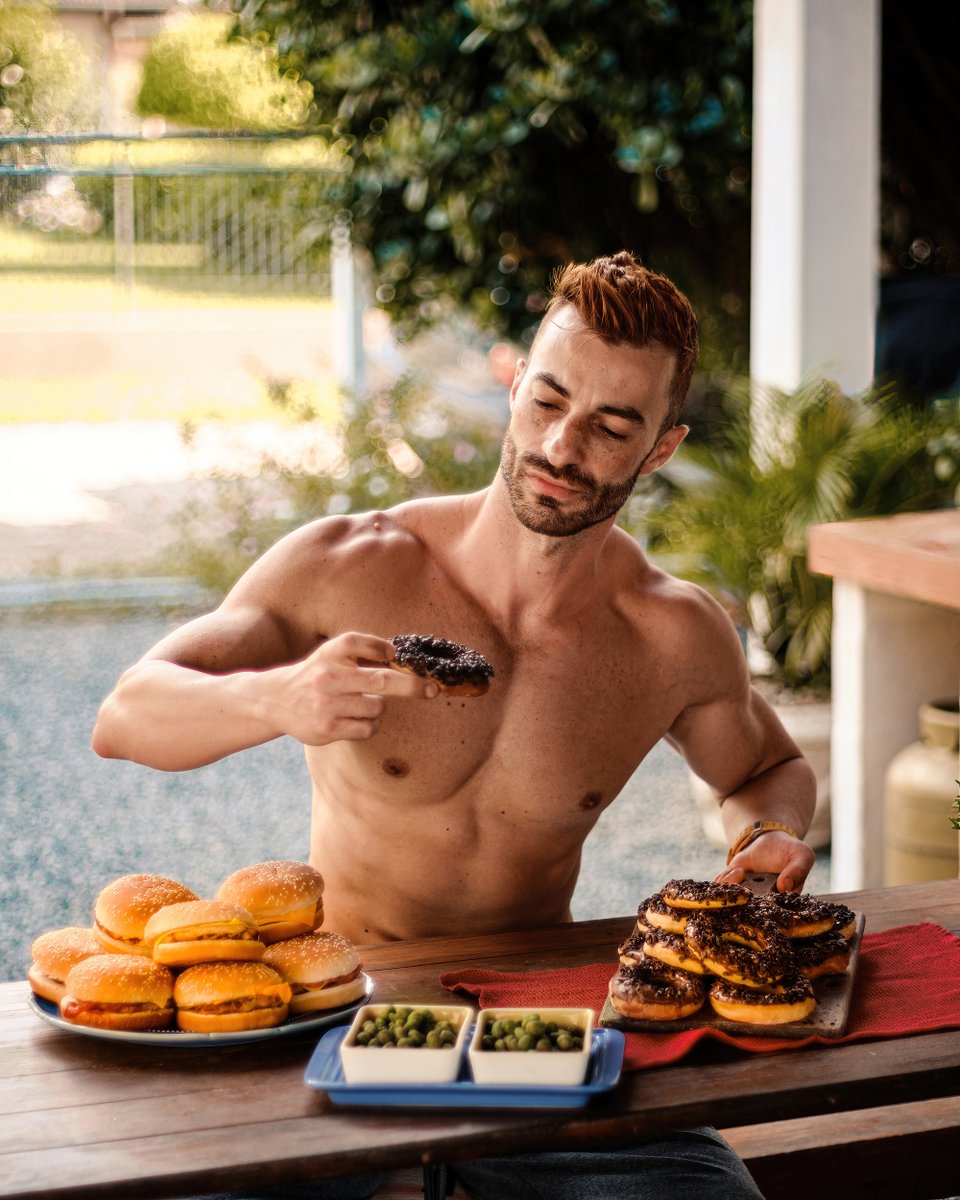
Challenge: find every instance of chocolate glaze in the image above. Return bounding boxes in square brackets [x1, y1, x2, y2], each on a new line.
[662, 878, 752, 908]
[391, 634, 494, 687]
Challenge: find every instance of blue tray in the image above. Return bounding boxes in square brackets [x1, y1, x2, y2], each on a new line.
[304, 1025, 625, 1109]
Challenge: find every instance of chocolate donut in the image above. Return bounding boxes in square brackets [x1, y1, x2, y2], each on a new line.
[684, 911, 792, 989]
[390, 634, 493, 696]
[661, 878, 752, 911]
[709, 970, 816, 1025]
[608, 959, 707, 1021]
[791, 930, 852, 979]
[755, 891, 836, 938]
[642, 928, 708, 975]
[644, 892, 688, 934]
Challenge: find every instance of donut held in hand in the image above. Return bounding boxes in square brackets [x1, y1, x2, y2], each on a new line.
[390, 634, 494, 697]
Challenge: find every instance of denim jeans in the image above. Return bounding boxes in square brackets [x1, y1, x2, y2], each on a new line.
[192, 1127, 765, 1200]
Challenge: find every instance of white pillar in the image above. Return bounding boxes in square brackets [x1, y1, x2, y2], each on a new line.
[830, 582, 960, 890]
[751, 0, 880, 394]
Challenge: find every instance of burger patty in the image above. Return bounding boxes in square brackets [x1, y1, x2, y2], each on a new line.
[61, 999, 173, 1018]
[180, 995, 285, 1015]
[290, 966, 362, 994]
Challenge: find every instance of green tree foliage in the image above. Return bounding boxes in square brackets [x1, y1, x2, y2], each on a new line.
[137, 13, 312, 131]
[0, 3, 98, 133]
[641, 384, 960, 688]
[230, 0, 753, 364]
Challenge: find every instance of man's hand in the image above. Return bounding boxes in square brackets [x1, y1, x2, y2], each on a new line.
[264, 631, 438, 746]
[714, 830, 816, 894]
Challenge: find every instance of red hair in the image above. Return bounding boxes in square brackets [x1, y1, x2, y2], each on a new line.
[545, 250, 698, 425]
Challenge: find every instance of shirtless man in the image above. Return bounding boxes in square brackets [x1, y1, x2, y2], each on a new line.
[92, 250, 812, 1200]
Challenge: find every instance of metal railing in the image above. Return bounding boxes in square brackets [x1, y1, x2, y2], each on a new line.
[0, 131, 365, 387]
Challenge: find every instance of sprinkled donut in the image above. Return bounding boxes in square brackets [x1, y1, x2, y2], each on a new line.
[754, 891, 836, 938]
[709, 970, 816, 1025]
[641, 928, 708, 975]
[608, 959, 707, 1022]
[644, 892, 688, 934]
[684, 911, 791, 989]
[390, 634, 494, 697]
[791, 930, 852, 979]
[661, 878, 752, 911]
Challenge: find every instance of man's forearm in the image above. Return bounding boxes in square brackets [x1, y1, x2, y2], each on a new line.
[91, 660, 281, 771]
[718, 754, 817, 846]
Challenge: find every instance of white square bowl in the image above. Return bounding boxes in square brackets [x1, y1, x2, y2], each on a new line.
[339, 1003, 473, 1085]
[468, 1007, 595, 1087]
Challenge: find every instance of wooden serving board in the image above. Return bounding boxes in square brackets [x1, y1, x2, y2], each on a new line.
[599, 912, 866, 1041]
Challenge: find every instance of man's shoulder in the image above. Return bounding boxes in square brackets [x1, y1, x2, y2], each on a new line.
[612, 535, 739, 642]
[275, 495, 467, 570]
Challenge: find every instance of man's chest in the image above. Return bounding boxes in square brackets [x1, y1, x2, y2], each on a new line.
[339, 635, 684, 821]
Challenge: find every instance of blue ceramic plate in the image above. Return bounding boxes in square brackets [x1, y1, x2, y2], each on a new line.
[304, 1024, 625, 1109]
[27, 973, 373, 1047]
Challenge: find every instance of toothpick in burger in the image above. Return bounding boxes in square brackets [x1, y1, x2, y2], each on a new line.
[28, 927, 104, 1004]
[216, 859, 324, 944]
[59, 954, 176, 1031]
[173, 961, 292, 1033]
[262, 931, 365, 1014]
[145, 899, 265, 967]
[93, 873, 199, 956]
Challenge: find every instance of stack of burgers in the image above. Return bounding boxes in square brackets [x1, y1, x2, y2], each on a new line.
[27, 860, 365, 1034]
[607, 878, 858, 1027]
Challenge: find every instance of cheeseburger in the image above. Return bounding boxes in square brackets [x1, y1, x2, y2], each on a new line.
[263, 931, 365, 1014]
[173, 961, 292, 1032]
[216, 860, 324, 944]
[144, 899, 264, 967]
[59, 954, 175, 1031]
[93, 873, 199, 956]
[28, 926, 104, 1004]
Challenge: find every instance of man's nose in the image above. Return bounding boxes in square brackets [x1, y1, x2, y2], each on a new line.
[542, 415, 584, 468]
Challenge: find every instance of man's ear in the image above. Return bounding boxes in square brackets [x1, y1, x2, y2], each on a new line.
[507, 358, 526, 409]
[639, 423, 689, 475]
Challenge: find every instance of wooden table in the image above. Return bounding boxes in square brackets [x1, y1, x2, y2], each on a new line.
[809, 510, 960, 889]
[2, 881, 959, 1200]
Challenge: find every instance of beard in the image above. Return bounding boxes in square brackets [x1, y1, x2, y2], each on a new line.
[499, 432, 644, 538]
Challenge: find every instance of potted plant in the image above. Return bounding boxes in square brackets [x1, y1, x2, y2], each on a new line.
[633, 377, 960, 849]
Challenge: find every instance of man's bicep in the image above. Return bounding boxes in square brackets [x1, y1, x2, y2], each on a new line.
[667, 689, 792, 800]
[141, 603, 311, 674]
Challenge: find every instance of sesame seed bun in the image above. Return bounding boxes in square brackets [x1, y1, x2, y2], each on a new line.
[262, 931, 365, 1014]
[59, 954, 175, 1031]
[173, 961, 292, 1032]
[93, 874, 199, 956]
[144, 899, 264, 967]
[216, 860, 324, 944]
[28, 926, 103, 1004]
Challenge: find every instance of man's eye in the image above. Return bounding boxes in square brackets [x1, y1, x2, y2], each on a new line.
[599, 426, 628, 441]
[534, 398, 557, 411]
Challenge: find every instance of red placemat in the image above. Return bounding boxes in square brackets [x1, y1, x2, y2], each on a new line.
[440, 922, 960, 1072]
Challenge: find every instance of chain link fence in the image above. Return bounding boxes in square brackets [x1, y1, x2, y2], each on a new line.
[0, 132, 344, 296]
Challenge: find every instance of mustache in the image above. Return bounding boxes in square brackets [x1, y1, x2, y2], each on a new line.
[521, 454, 597, 491]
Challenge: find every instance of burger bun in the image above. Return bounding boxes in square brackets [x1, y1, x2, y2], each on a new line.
[144, 899, 264, 967]
[59, 954, 175, 1031]
[216, 860, 324, 944]
[173, 961, 292, 1033]
[28, 926, 103, 1004]
[262, 930, 365, 1014]
[93, 873, 198, 956]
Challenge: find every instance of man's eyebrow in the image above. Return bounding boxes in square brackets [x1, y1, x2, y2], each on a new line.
[531, 371, 571, 398]
[597, 403, 646, 425]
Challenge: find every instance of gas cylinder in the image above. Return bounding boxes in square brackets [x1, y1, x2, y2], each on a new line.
[883, 700, 960, 885]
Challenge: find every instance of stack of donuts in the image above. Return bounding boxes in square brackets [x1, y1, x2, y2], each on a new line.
[608, 879, 857, 1027]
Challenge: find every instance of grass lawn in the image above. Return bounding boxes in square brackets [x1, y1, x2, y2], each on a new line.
[1, 263, 342, 425]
